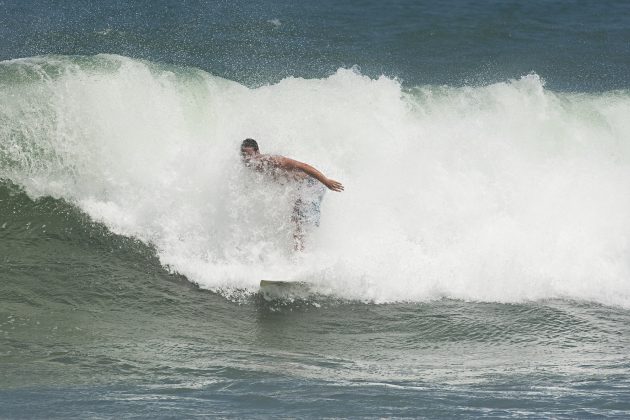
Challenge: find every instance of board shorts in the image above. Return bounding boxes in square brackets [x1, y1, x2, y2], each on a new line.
[292, 177, 326, 227]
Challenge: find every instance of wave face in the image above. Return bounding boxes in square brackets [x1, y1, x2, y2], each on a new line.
[1, 54, 630, 305]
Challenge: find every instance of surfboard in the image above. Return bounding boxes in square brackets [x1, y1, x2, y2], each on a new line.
[259, 280, 311, 300]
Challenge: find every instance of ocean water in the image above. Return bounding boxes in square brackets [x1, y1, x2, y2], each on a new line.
[1, 0, 630, 417]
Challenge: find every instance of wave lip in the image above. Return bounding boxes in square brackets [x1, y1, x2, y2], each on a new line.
[1, 54, 630, 307]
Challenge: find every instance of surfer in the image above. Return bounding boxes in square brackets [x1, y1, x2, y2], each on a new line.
[240, 138, 344, 251]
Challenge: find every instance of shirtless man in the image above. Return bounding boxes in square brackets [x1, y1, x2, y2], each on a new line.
[240, 138, 344, 251]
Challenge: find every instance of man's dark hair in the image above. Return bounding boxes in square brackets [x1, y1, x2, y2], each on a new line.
[241, 138, 259, 151]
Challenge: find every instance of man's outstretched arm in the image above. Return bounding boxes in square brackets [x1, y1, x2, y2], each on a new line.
[273, 156, 344, 192]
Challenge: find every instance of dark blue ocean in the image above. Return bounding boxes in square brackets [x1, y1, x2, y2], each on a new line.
[2, 1, 630, 418]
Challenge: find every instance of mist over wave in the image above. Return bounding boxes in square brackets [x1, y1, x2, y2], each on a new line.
[1, 54, 629, 305]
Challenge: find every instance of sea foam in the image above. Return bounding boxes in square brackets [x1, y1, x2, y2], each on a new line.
[1, 54, 629, 305]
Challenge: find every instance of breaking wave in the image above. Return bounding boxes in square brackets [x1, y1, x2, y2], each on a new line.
[2, 54, 629, 305]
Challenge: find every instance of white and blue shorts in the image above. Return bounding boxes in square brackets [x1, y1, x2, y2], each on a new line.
[292, 177, 326, 227]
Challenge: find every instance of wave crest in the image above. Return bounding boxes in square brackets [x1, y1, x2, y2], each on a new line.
[2, 54, 630, 306]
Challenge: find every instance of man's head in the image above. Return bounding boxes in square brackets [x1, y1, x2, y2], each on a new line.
[240, 138, 259, 162]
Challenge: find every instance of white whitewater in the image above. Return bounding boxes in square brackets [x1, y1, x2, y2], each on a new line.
[1, 54, 629, 305]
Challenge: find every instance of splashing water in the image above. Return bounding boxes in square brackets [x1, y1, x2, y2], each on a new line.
[1, 54, 629, 305]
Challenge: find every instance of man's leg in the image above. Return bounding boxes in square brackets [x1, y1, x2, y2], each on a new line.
[292, 199, 305, 251]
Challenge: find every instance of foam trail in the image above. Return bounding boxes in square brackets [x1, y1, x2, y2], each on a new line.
[1, 54, 629, 306]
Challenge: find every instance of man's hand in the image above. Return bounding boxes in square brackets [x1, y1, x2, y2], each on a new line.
[325, 179, 344, 192]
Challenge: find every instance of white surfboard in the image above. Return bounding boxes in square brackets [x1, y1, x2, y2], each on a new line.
[259, 280, 311, 300]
